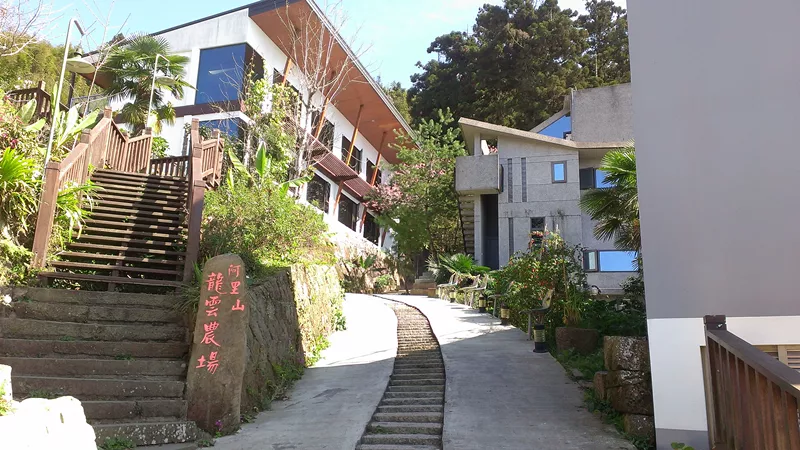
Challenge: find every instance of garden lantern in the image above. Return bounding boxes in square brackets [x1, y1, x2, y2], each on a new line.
[533, 324, 547, 353]
[478, 296, 487, 313]
[500, 303, 510, 325]
[449, 289, 457, 303]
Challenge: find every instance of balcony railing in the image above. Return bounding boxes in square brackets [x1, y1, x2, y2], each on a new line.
[703, 315, 800, 450]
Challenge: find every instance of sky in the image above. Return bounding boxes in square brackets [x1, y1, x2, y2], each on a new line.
[48, 0, 626, 88]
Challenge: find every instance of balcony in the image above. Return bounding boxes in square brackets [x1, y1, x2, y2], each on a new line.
[455, 154, 501, 194]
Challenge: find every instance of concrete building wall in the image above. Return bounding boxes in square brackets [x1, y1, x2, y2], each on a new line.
[628, 0, 800, 447]
[571, 83, 633, 143]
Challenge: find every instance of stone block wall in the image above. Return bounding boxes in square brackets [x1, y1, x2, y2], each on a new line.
[594, 336, 655, 444]
[331, 232, 399, 293]
[241, 264, 344, 412]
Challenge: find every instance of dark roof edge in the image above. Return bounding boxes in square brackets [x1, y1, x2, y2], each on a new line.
[149, 0, 299, 37]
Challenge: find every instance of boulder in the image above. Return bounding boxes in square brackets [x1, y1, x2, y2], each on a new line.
[556, 327, 600, 354]
[605, 370, 654, 415]
[623, 414, 655, 443]
[604, 336, 650, 372]
[0, 396, 96, 449]
[593, 370, 608, 401]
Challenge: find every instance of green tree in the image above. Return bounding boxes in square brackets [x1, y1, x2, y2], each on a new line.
[382, 81, 412, 124]
[0, 40, 91, 103]
[579, 147, 640, 251]
[577, 0, 630, 85]
[366, 109, 465, 258]
[103, 35, 191, 135]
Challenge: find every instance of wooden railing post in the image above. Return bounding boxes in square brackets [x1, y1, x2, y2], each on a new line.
[704, 315, 726, 450]
[98, 107, 113, 168]
[31, 163, 61, 268]
[183, 179, 205, 283]
[78, 130, 92, 184]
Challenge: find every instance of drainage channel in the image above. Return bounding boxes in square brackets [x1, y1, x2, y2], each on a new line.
[356, 302, 445, 450]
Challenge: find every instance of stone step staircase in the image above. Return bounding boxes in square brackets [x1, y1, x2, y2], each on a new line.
[358, 303, 445, 449]
[40, 169, 189, 291]
[0, 288, 200, 447]
[457, 195, 475, 257]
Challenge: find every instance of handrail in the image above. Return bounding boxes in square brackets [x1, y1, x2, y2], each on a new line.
[7, 81, 68, 120]
[703, 315, 800, 450]
[149, 155, 190, 178]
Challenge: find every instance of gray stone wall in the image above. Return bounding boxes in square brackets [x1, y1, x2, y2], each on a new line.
[571, 83, 634, 143]
[241, 265, 343, 412]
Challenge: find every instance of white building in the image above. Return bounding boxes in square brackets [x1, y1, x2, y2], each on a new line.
[455, 84, 635, 293]
[131, 0, 412, 251]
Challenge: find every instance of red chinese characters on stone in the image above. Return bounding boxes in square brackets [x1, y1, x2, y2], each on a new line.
[230, 281, 241, 295]
[195, 351, 221, 374]
[231, 299, 245, 311]
[206, 272, 227, 294]
[201, 321, 221, 347]
[228, 264, 241, 278]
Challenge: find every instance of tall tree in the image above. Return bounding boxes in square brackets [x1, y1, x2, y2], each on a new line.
[577, 0, 630, 85]
[366, 109, 465, 258]
[409, 0, 630, 131]
[382, 81, 412, 124]
[103, 35, 190, 135]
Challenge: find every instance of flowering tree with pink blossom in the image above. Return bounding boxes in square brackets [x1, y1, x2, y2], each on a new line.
[366, 109, 465, 258]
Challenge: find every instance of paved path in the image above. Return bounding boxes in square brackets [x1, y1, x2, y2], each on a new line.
[379, 294, 634, 450]
[214, 294, 397, 450]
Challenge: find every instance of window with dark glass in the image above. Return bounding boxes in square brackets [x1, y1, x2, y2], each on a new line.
[580, 168, 613, 190]
[530, 217, 545, 245]
[366, 160, 383, 185]
[364, 213, 380, 244]
[200, 118, 243, 141]
[338, 195, 358, 231]
[306, 174, 330, 213]
[341, 136, 361, 173]
[196, 44, 262, 105]
[311, 111, 335, 150]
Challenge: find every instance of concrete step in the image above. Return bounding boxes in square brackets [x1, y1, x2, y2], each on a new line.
[93, 420, 199, 447]
[372, 412, 443, 423]
[357, 445, 440, 450]
[380, 397, 444, 406]
[387, 385, 444, 393]
[83, 399, 187, 420]
[0, 357, 187, 378]
[8, 287, 181, 308]
[0, 339, 188, 359]
[393, 362, 444, 370]
[0, 318, 186, 342]
[390, 378, 446, 386]
[12, 376, 186, 399]
[383, 391, 443, 399]
[376, 405, 443, 413]
[367, 422, 443, 435]
[3, 301, 182, 323]
[360, 434, 441, 446]
[391, 372, 444, 379]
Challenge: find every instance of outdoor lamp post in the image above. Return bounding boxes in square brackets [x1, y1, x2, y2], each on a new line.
[147, 54, 176, 129]
[448, 289, 456, 303]
[532, 323, 547, 353]
[500, 303, 510, 325]
[478, 295, 487, 313]
[45, 18, 88, 166]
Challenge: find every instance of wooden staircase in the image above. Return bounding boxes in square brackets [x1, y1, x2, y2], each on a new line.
[41, 170, 189, 290]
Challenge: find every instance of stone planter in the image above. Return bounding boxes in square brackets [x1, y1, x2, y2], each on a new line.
[555, 327, 600, 354]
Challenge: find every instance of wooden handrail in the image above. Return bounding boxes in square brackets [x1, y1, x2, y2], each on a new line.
[703, 315, 800, 450]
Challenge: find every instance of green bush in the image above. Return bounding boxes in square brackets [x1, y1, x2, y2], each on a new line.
[151, 136, 169, 158]
[373, 274, 394, 293]
[200, 180, 334, 280]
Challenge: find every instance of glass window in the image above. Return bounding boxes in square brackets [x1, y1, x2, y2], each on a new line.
[530, 217, 545, 232]
[585, 250, 637, 272]
[552, 162, 567, 183]
[366, 160, 382, 185]
[341, 137, 362, 173]
[306, 174, 330, 213]
[364, 213, 380, 245]
[338, 195, 358, 231]
[200, 119, 241, 141]
[539, 115, 571, 139]
[196, 44, 247, 104]
[311, 111, 335, 150]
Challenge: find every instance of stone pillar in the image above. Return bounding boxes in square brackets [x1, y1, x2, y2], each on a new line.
[186, 254, 249, 434]
[0, 364, 10, 403]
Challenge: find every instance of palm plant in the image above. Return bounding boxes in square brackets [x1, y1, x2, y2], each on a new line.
[103, 35, 191, 135]
[579, 146, 640, 251]
[0, 148, 38, 243]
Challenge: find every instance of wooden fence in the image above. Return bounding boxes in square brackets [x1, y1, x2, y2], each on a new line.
[6, 81, 66, 120]
[703, 315, 800, 450]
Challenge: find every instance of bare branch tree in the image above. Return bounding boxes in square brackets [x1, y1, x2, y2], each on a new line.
[276, 0, 373, 177]
[0, 0, 59, 57]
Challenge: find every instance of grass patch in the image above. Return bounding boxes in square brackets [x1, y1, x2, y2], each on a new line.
[59, 335, 76, 342]
[197, 439, 216, 447]
[555, 348, 604, 379]
[26, 389, 58, 399]
[99, 437, 136, 450]
[114, 354, 134, 361]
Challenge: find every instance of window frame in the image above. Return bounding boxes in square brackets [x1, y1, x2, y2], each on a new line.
[306, 173, 331, 214]
[552, 161, 567, 183]
[363, 212, 380, 245]
[337, 194, 359, 231]
[195, 43, 262, 105]
[584, 250, 638, 273]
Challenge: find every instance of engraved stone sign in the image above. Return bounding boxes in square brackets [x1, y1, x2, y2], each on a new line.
[186, 254, 248, 434]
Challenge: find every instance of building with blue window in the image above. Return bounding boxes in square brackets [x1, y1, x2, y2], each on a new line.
[136, 0, 411, 251]
[455, 83, 634, 293]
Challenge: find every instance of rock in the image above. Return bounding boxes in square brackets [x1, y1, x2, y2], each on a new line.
[241, 264, 344, 413]
[605, 370, 654, 415]
[604, 336, 650, 372]
[593, 371, 608, 400]
[623, 414, 655, 443]
[571, 368, 585, 380]
[0, 396, 96, 449]
[187, 254, 249, 435]
[0, 364, 10, 403]
[578, 380, 594, 390]
[555, 327, 600, 354]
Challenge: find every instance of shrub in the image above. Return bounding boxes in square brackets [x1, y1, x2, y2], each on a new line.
[151, 136, 169, 158]
[200, 180, 334, 280]
[373, 274, 394, 293]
